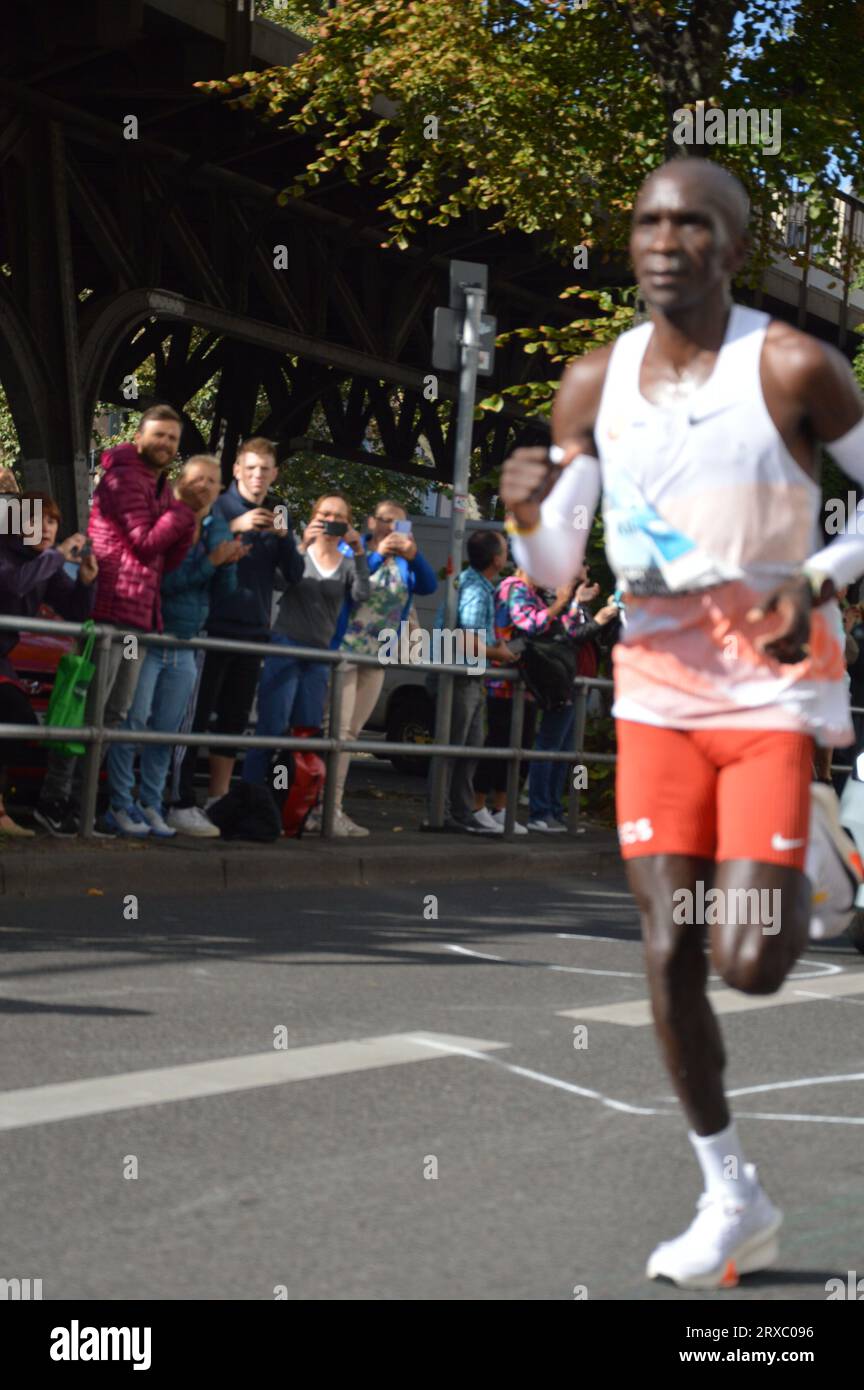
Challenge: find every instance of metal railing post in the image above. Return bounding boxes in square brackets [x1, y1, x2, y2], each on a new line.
[428, 669, 452, 827]
[321, 659, 347, 838]
[568, 681, 588, 834]
[80, 629, 112, 838]
[502, 680, 525, 839]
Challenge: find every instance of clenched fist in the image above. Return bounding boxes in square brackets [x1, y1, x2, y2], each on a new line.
[500, 445, 579, 529]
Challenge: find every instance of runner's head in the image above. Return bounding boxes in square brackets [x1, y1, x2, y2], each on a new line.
[630, 159, 750, 312]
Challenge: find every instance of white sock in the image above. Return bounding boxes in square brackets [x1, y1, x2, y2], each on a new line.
[689, 1121, 753, 1200]
[204, 795, 220, 811]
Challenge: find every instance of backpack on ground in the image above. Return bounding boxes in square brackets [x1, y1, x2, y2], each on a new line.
[207, 782, 282, 842]
[271, 747, 326, 837]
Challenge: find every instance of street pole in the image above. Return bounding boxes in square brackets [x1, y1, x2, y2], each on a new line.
[428, 280, 486, 827]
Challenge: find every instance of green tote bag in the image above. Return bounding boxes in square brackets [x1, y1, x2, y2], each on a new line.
[44, 620, 97, 757]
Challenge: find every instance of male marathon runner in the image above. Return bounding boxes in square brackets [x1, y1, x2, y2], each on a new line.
[500, 157, 864, 1290]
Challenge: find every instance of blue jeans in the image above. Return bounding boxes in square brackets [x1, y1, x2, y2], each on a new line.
[242, 634, 330, 786]
[529, 703, 576, 822]
[107, 646, 198, 811]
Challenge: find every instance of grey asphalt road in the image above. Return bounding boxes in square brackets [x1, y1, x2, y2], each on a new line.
[0, 875, 862, 1301]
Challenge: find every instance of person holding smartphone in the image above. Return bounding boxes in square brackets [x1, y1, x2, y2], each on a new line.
[242, 493, 369, 788]
[0, 492, 97, 835]
[314, 499, 439, 835]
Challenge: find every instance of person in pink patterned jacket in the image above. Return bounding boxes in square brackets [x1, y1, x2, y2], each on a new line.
[35, 405, 196, 837]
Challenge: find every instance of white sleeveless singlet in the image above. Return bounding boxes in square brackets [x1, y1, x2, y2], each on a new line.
[595, 304, 853, 746]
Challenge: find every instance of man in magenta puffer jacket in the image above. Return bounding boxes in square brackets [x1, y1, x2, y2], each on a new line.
[36, 405, 196, 836]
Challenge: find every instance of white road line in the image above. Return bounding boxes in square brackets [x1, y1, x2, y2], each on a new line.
[444, 942, 644, 978]
[558, 968, 864, 1026]
[733, 1111, 864, 1126]
[556, 933, 637, 943]
[793, 989, 864, 1005]
[408, 1040, 864, 1127]
[445, 943, 843, 985]
[407, 1036, 667, 1116]
[0, 1031, 507, 1134]
[728, 1072, 864, 1097]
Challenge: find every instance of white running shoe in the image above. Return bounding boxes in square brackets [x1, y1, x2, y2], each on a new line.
[140, 805, 177, 839]
[466, 808, 504, 835]
[304, 807, 322, 834]
[491, 809, 528, 834]
[166, 806, 221, 838]
[807, 782, 863, 940]
[646, 1165, 782, 1290]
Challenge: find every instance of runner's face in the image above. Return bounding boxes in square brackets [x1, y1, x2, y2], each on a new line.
[630, 174, 744, 311]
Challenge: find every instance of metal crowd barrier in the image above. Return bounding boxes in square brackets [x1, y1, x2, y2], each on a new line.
[0, 614, 616, 841]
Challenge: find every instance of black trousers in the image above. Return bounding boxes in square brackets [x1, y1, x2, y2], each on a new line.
[175, 647, 263, 807]
[0, 680, 39, 775]
[474, 693, 538, 795]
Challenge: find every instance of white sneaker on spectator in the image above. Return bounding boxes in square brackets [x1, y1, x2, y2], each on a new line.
[140, 805, 177, 839]
[304, 807, 322, 834]
[333, 809, 370, 837]
[526, 817, 567, 834]
[491, 809, 528, 835]
[466, 808, 504, 834]
[167, 806, 221, 838]
[105, 805, 150, 838]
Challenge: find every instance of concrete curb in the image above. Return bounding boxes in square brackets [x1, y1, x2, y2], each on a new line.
[0, 831, 623, 898]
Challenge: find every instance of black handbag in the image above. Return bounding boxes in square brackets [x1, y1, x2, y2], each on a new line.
[518, 620, 578, 711]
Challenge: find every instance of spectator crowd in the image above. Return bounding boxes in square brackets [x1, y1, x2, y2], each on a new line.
[0, 406, 619, 841]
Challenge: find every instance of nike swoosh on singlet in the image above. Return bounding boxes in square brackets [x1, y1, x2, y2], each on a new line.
[771, 833, 805, 851]
[687, 403, 738, 424]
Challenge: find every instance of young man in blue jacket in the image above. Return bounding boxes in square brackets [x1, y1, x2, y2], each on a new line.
[171, 437, 303, 818]
[106, 456, 248, 837]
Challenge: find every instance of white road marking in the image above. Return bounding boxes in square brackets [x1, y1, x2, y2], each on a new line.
[444, 942, 644, 978]
[407, 1036, 666, 1116]
[409, 1041, 864, 1127]
[728, 1072, 864, 1097]
[558, 968, 864, 1026]
[0, 1031, 507, 1134]
[793, 989, 864, 1005]
[733, 1111, 864, 1126]
[445, 942, 844, 984]
[556, 933, 636, 943]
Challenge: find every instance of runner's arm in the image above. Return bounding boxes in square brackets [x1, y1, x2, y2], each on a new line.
[501, 352, 609, 588]
[778, 336, 864, 596]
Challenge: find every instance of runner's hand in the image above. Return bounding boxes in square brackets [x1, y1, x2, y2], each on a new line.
[746, 576, 812, 664]
[500, 446, 573, 530]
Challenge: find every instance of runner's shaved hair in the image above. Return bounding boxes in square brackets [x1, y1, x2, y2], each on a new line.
[638, 159, 750, 235]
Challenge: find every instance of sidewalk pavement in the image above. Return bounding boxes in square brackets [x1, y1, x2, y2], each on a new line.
[0, 757, 622, 898]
